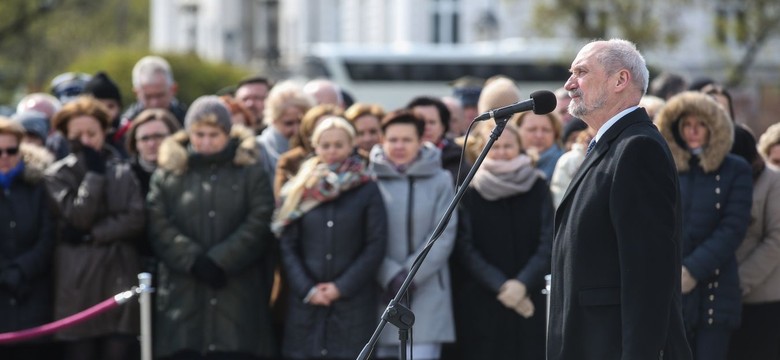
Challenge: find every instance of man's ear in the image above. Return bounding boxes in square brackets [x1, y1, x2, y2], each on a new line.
[171, 82, 179, 96]
[615, 69, 631, 90]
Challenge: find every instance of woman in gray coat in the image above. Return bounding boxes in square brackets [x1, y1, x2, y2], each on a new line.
[45, 96, 144, 360]
[147, 96, 276, 360]
[274, 116, 387, 360]
[369, 110, 457, 360]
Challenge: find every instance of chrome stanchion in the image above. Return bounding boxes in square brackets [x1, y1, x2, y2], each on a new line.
[138, 273, 154, 360]
[543, 274, 551, 340]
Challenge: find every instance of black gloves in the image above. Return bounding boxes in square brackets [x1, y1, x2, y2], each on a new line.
[81, 145, 106, 174]
[61, 223, 92, 244]
[190, 255, 227, 289]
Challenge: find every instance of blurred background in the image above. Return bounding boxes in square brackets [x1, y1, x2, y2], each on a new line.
[1, 0, 778, 134]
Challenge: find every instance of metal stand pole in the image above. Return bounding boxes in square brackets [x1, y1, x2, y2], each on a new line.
[544, 274, 551, 341]
[138, 273, 154, 360]
[356, 117, 512, 360]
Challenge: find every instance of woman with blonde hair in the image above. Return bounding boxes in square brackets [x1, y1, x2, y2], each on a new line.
[256, 81, 316, 177]
[273, 116, 387, 360]
[274, 104, 343, 198]
[513, 110, 563, 182]
[451, 119, 552, 360]
[758, 123, 780, 170]
[344, 103, 384, 162]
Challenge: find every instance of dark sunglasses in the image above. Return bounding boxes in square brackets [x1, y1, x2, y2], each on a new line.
[0, 147, 19, 156]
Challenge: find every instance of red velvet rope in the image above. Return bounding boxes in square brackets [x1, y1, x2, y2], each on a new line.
[0, 297, 119, 344]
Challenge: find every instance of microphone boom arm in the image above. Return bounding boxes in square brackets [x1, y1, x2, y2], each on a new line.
[355, 115, 513, 360]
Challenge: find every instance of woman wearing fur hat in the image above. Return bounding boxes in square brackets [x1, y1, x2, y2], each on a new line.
[44, 96, 144, 360]
[0, 118, 55, 360]
[147, 96, 277, 359]
[273, 116, 387, 360]
[655, 91, 753, 360]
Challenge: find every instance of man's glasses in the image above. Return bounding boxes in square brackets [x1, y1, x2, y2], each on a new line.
[136, 133, 168, 143]
[0, 147, 20, 156]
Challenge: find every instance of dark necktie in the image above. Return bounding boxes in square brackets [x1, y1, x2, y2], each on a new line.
[586, 140, 596, 156]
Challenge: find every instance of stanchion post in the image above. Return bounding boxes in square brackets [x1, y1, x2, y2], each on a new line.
[138, 273, 153, 360]
[543, 274, 551, 341]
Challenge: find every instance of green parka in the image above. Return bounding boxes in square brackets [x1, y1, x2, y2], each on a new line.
[148, 125, 276, 358]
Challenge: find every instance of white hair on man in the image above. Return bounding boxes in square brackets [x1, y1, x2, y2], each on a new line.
[596, 39, 650, 95]
[132, 55, 175, 88]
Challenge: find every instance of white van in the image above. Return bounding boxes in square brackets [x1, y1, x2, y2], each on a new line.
[298, 39, 582, 110]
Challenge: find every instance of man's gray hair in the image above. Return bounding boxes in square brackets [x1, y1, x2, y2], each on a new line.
[132, 55, 175, 88]
[596, 39, 649, 95]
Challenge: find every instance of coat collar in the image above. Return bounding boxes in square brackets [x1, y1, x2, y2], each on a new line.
[157, 124, 259, 175]
[557, 107, 651, 211]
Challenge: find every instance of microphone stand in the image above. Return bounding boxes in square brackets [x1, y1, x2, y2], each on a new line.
[356, 115, 512, 360]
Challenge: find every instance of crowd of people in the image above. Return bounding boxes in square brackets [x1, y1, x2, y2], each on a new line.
[0, 44, 778, 360]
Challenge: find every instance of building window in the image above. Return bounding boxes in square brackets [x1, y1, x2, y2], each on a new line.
[715, 0, 748, 45]
[431, 0, 459, 44]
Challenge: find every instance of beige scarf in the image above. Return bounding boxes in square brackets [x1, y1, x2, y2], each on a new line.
[471, 155, 541, 200]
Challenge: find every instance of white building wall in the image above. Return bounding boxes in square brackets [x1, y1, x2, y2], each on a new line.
[149, 0, 779, 86]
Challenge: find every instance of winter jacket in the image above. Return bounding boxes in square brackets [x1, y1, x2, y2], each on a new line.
[656, 92, 753, 330]
[148, 125, 277, 358]
[44, 145, 144, 339]
[369, 143, 457, 345]
[0, 145, 55, 335]
[452, 176, 553, 360]
[735, 168, 780, 303]
[279, 180, 387, 359]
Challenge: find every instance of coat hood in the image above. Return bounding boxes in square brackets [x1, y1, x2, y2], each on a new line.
[20, 143, 54, 184]
[654, 91, 733, 173]
[369, 142, 443, 178]
[157, 124, 259, 175]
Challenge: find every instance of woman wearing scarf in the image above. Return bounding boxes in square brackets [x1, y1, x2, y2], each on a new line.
[147, 96, 277, 359]
[451, 121, 553, 360]
[0, 118, 55, 360]
[273, 116, 387, 360]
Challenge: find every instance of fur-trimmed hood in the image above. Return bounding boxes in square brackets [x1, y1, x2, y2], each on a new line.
[157, 124, 259, 175]
[654, 91, 734, 173]
[19, 143, 55, 184]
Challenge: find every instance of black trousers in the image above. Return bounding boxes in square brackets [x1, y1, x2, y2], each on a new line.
[728, 301, 780, 360]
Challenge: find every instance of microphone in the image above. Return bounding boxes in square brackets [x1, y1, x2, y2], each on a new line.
[474, 90, 557, 121]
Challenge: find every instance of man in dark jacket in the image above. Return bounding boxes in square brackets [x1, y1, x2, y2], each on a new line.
[113, 56, 187, 154]
[548, 39, 692, 360]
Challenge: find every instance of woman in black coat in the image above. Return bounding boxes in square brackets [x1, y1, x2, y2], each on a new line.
[0, 119, 55, 359]
[273, 116, 387, 360]
[451, 122, 553, 360]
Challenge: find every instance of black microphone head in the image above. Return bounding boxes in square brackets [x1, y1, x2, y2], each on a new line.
[530, 90, 557, 115]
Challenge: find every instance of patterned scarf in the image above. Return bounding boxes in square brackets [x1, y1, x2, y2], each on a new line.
[272, 155, 370, 236]
[471, 154, 541, 200]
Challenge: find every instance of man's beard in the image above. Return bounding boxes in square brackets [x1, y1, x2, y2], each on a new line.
[568, 89, 606, 118]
